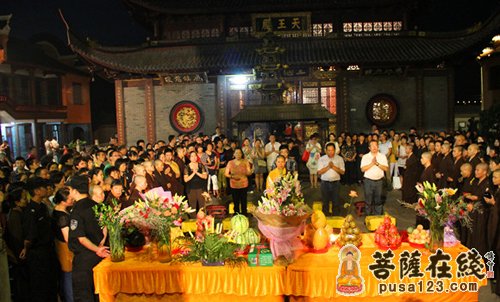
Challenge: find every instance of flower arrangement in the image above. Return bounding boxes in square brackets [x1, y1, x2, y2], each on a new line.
[413, 182, 476, 228]
[256, 173, 310, 217]
[93, 199, 125, 262]
[119, 191, 195, 258]
[402, 181, 478, 251]
[120, 191, 194, 230]
[174, 225, 246, 266]
[254, 173, 312, 262]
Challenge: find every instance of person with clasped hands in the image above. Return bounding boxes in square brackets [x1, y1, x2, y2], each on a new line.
[360, 140, 389, 215]
[317, 143, 345, 216]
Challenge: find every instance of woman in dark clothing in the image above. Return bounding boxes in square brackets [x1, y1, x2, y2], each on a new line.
[341, 135, 357, 185]
[5, 185, 30, 302]
[52, 188, 74, 302]
[184, 151, 208, 217]
[355, 134, 369, 183]
[402, 144, 421, 204]
[105, 180, 128, 207]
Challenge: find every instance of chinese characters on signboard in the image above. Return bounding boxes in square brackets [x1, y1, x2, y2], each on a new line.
[252, 12, 311, 36]
[161, 73, 207, 85]
[368, 248, 487, 281]
[365, 248, 490, 296]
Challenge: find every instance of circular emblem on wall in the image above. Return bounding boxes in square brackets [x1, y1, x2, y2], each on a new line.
[366, 94, 398, 127]
[169, 101, 204, 133]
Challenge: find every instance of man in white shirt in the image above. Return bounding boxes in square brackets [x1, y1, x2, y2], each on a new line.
[317, 143, 345, 216]
[265, 134, 280, 172]
[361, 140, 389, 215]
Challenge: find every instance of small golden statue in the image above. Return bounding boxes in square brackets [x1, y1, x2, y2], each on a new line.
[336, 244, 364, 296]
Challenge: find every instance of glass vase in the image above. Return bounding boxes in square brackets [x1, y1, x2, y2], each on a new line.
[108, 224, 125, 262]
[429, 221, 444, 253]
[156, 226, 172, 263]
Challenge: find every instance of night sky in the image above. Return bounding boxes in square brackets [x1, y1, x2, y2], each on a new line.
[0, 0, 498, 129]
[0, 0, 148, 45]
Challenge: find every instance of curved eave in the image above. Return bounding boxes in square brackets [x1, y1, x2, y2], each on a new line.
[68, 11, 500, 75]
[124, 0, 411, 15]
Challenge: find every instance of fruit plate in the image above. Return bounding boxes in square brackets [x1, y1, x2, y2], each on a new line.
[305, 242, 332, 254]
[375, 242, 401, 250]
[408, 241, 426, 249]
[336, 241, 362, 248]
[399, 230, 408, 243]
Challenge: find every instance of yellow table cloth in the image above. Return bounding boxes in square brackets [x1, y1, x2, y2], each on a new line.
[93, 249, 286, 302]
[286, 234, 488, 302]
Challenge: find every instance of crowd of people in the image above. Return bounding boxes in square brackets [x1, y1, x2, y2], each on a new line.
[0, 125, 499, 301]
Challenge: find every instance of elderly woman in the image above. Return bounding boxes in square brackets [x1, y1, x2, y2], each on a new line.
[225, 148, 252, 216]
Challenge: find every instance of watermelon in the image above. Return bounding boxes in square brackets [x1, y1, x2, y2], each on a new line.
[244, 228, 261, 244]
[231, 214, 249, 234]
[235, 233, 247, 245]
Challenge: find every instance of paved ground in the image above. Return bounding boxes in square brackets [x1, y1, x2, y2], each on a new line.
[237, 181, 499, 301]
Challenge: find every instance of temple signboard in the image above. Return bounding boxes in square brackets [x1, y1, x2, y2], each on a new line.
[160, 72, 207, 85]
[252, 12, 311, 37]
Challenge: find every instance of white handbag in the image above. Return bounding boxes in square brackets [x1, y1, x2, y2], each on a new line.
[392, 176, 402, 190]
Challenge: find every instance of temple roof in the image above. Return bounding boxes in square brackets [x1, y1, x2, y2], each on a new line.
[67, 11, 500, 75]
[124, 0, 410, 15]
[7, 37, 87, 76]
[232, 103, 334, 122]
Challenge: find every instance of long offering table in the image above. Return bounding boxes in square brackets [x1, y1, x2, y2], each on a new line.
[286, 234, 488, 302]
[94, 234, 488, 302]
[93, 248, 286, 302]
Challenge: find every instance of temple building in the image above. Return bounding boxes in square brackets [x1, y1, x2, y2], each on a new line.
[0, 14, 92, 157]
[67, 0, 500, 145]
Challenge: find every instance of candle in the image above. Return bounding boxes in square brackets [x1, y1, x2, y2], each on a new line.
[329, 234, 339, 244]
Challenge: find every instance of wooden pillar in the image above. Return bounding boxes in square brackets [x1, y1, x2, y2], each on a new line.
[447, 70, 455, 132]
[415, 71, 424, 132]
[217, 76, 227, 135]
[115, 80, 126, 145]
[337, 74, 349, 133]
[144, 78, 156, 143]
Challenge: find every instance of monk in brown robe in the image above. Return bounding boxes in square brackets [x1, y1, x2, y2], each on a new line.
[464, 163, 491, 255]
[402, 144, 421, 204]
[416, 152, 435, 229]
[451, 146, 465, 189]
[484, 169, 499, 296]
[164, 163, 184, 196]
[467, 144, 481, 172]
[436, 143, 454, 189]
